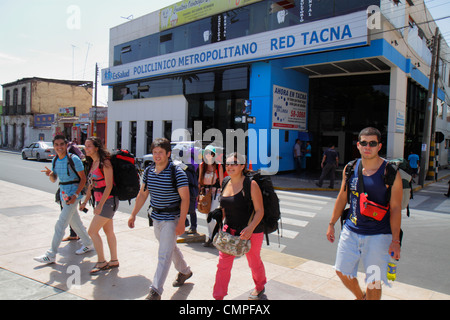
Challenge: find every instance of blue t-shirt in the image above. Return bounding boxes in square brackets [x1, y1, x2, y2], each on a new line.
[408, 154, 419, 169]
[143, 162, 188, 221]
[345, 159, 391, 235]
[53, 154, 84, 200]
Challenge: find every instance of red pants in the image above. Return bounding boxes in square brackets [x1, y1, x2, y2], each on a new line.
[213, 231, 267, 300]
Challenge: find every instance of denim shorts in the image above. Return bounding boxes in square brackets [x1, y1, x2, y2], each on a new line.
[335, 226, 392, 287]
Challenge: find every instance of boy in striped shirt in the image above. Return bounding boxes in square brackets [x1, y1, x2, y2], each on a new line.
[128, 138, 192, 300]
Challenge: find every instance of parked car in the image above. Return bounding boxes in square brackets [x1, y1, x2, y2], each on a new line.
[21, 141, 55, 161]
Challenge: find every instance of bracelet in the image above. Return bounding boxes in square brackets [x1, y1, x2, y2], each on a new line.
[392, 240, 400, 244]
[329, 222, 335, 226]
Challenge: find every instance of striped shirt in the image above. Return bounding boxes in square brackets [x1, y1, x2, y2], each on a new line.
[143, 161, 188, 221]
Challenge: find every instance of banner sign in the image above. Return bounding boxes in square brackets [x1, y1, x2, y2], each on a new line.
[34, 114, 55, 128]
[160, 0, 263, 31]
[102, 11, 368, 86]
[272, 85, 307, 131]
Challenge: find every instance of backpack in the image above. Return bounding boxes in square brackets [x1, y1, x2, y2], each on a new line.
[52, 151, 89, 206]
[222, 170, 282, 246]
[109, 149, 141, 203]
[171, 160, 199, 213]
[384, 158, 413, 216]
[67, 142, 85, 160]
[144, 160, 199, 211]
[344, 158, 413, 216]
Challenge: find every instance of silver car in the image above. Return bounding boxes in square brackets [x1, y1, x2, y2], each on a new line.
[21, 141, 55, 161]
[141, 141, 203, 169]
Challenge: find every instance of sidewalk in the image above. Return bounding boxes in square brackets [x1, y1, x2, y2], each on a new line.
[1, 173, 450, 301]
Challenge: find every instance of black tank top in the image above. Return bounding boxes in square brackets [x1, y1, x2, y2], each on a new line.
[220, 188, 263, 234]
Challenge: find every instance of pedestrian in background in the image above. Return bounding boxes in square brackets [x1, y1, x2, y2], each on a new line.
[407, 151, 420, 179]
[293, 139, 302, 176]
[198, 145, 224, 247]
[80, 137, 120, 274]
[304, 141, 312, 173]
[34, 135, 93, 264]
[316, 144, 339, 188]
[213, 152, 266, 300]
[128, 138, 192, 300]
[326, 127, 402, 300]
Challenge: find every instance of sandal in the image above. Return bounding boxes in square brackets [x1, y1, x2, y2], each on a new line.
[248, 287, 265, 300]
[107, 260, 120, 269]
[90, 261, 108, 274]
[62, 236, 80, 241]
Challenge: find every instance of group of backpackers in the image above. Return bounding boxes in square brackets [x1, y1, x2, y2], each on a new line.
[33, 126, 410, 301]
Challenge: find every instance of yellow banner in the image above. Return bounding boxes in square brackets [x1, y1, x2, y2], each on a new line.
[159, 0, 262, 31]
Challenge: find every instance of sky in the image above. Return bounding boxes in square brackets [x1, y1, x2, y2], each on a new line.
[1, 0, 450, 106]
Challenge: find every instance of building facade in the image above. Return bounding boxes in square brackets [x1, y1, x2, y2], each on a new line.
[102, 0, 450, 173]
[1, 77, 93, 149]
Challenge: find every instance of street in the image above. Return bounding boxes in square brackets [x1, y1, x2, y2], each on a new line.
[1, 151, 450, 296]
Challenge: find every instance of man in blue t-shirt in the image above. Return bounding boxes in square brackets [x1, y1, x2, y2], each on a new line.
[34, 135, 93, 265]
[407, 151, 420, 178]
[326, 127, 403, 300]
[128, 138, 192, 300]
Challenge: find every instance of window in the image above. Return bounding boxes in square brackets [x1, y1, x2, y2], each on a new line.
[113, 78, 182, 101]
[163, 121, 172, 141]
[116, 121, 122, 149]
[130, 121, 137, 156]
[146, 121, 153, 154]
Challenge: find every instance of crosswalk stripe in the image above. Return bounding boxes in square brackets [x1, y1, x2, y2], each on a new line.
[280, 217, 308, 227]
[276, 190, 334, 201]
[279, 201, 323, 211]
[280, 207, 316, 218]
[277, 193, 328, 205]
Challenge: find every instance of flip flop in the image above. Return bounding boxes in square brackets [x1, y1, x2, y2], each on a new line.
[248, 287, 265, 300]
[90, 261, 108, 274]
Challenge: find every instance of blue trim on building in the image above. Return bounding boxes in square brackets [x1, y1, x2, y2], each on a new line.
[246, 38, 444, 172]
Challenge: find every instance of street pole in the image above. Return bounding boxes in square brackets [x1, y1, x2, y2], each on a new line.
[419, 27, 439, 186]
[429, 34, 441, 181]
[93, 63, 98, 137]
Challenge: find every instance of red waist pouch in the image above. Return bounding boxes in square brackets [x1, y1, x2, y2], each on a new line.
[359, 193, 389, 221]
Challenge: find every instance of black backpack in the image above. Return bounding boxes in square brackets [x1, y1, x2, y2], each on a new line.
[222, 170, 282, 245]
[109, 149, 141, 203]
[343, 158, 405, 245]
[144, 160, 199, 209]
[170, 160, 199, 212]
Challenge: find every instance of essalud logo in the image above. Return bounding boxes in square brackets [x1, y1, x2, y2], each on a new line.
[104, 69, 113, 81]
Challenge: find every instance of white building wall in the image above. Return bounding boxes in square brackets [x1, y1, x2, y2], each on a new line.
[386, 67, 408, 159]
[106, 94, 188, 158]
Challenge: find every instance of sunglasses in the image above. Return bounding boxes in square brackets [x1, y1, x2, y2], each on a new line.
[225, 163, 242, 167]
[359, 140, 379, 147]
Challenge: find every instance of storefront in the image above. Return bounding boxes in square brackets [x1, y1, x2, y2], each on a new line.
[102, 0, 449, 172]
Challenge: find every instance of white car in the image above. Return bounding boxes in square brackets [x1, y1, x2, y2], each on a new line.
[141, 141, 203, 168]
[21, 141, 55, 161]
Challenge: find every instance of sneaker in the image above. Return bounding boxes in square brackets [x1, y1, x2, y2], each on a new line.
[145, 289, 161, 300]
[186, 228, 197, 234]
[33, 255, 55, 264]
[172, 271, 193, 287]
[75, 245, 94, 255]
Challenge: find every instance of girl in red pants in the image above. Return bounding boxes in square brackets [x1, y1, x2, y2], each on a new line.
[213, 152, 266, 300]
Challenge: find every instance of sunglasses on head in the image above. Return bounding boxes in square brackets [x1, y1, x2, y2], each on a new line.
[359, 140, 379, 147]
